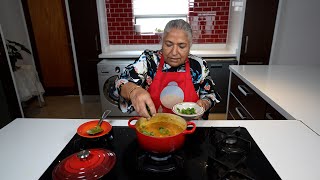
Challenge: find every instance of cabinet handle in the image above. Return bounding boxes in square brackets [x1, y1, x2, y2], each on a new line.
[265, 113, 274, 120]
[237, 85, 251, 96]
[235, 107, 247, 119]
[210, 64, 223, 68]
[247, 61, 264, 65]
[95, 34, 99, 51]
[244, 36, 249, 54]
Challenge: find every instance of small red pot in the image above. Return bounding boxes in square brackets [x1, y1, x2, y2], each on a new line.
[128, 113, 196, 154]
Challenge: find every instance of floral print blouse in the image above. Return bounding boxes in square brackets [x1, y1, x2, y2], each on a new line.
[111, 49, 220, 115]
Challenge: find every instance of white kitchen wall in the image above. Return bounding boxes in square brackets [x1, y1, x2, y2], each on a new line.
[270, 0, 320, 65]
[227, 0, 246, 61]
[0, 0, 34, 66]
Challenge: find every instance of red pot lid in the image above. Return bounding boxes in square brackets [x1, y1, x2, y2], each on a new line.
[52, 148, 116, 180]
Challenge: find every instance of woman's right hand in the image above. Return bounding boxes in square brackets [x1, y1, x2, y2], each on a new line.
[129, 87, 156, 118]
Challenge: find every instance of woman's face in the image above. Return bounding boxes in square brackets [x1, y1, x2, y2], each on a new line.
[162, 28, 191, 67]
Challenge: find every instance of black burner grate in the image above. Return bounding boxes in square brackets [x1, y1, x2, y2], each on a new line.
[40, 127, 281, 180]
[134, 148, 185, 173]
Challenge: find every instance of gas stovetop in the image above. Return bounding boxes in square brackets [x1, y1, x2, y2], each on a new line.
[40, 126, 281, 180]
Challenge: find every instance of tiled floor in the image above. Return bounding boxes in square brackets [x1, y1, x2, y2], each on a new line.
[24, 96, 102, 119]
[24, 96, 226, 120]
[208, 113, 226, 120]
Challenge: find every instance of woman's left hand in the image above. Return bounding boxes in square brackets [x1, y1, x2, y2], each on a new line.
[196, 99, 211, 112]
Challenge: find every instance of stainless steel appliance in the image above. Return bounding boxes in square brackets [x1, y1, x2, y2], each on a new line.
[97, 59, 137, 117]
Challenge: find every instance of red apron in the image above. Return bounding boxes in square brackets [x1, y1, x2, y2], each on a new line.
[148, 55, 199, 113]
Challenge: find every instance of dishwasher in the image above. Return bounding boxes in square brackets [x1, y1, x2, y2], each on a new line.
[205, 57, 238, 113]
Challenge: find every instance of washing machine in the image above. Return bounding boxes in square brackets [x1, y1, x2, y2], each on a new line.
[97, 59, 138, 117]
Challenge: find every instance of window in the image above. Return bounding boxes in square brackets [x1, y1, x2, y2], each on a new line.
[133, 0, 189, 34]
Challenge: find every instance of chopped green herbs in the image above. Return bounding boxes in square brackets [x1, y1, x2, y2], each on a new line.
[86, 126, 103, 135]
[159, 127, 169, 135]
[177, 107, 196, 115]
[142, 130, 154, 136]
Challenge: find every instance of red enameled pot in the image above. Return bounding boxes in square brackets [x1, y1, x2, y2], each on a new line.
[128, 113, 196, 153]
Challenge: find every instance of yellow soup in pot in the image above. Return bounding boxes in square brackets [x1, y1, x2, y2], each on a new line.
[139, 121, 184, 137]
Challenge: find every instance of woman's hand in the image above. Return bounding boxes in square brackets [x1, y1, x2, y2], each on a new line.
[196, 99, 211, 112]
[120, 82, 156, 118]
[129, 87, 156, 118]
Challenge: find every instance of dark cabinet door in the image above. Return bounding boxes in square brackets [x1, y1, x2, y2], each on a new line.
[228, 93, 254, 120]
[207, 59, 237, 113]
[68, 0, 101, 95]
[228, 73, 287, 121]
[240, 0, 279, 65]
[230, 74, 267, 119]
[22, 0, 77, 95]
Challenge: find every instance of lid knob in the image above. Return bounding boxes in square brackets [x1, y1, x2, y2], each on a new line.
[77, 150, 90, 160]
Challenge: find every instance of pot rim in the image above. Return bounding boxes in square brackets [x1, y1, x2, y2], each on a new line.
[136, 121, 196, 138]
[128, 113, 196, 138]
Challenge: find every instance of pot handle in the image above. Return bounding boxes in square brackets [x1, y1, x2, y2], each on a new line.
[183, 121, 196, 134]
[128, 117, 140, 129]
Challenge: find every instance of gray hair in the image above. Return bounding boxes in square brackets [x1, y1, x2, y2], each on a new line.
[163, 19, 193, 45]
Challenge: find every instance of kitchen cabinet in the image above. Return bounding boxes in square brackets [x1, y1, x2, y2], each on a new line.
[227, 92, 253, 120]
[68, 0, 101, 95]
[22, 0, 77, 95]
[227, 73, 286, 120]
[240, 0, 278, 65]
[207, 58, 237, 113]
[264, 103, 286, 120]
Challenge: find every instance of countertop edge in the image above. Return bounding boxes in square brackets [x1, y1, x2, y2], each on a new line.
[229, 65, 320, 136]
[98, 50, 237, 59]
[229, 67, 295, 120]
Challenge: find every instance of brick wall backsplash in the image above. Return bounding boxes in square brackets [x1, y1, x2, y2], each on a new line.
[106, 0, 230, 45]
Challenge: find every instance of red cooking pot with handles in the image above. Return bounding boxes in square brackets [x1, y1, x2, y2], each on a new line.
[128, 113, 196, 153]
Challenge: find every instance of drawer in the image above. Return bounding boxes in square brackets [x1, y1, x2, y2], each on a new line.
[265, 104, 287, 120]
[230, 74, 267, 119]
[227, 112, 235, 120]
[228, 93, 254, 120]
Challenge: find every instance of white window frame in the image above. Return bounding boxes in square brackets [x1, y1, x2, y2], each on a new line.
[134, 15, 188, 34]
[97, 0, 230, 56]
[133, 0, 189, 34]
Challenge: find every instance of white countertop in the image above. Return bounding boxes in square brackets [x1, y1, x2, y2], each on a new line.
[229, 65, 320, 135]
[0, 118, 319, 180]
[98, 49, 237, 59]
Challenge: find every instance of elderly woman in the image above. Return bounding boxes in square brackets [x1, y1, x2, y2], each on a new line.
[112, 19, 219, 118]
